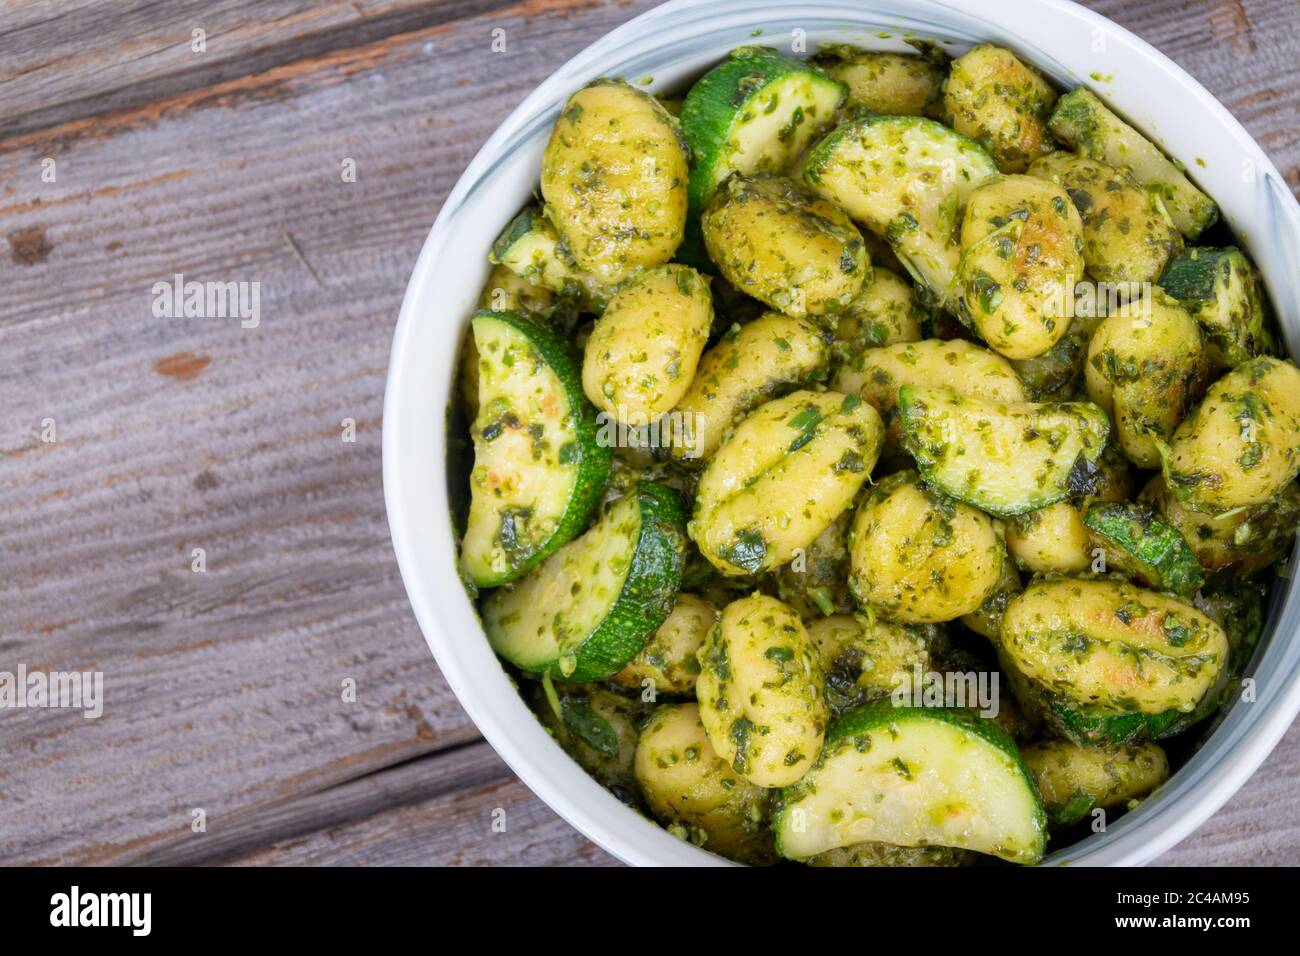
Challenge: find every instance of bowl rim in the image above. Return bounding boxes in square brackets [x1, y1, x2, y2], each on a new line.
[384, 0, 1300, 866]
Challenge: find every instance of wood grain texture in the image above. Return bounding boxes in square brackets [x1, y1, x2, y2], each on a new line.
[0, 0, 1296, 868]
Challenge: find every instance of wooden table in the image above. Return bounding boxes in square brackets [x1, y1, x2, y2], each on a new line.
[2, 0, 1297, 867]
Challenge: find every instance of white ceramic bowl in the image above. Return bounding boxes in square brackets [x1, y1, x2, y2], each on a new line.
[384, 0, 1300, 865]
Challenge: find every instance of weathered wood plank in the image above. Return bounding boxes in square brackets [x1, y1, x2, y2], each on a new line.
[214, 741, 619, 866]
[0, 0, 521, 137]
[0, 0, 650, 866]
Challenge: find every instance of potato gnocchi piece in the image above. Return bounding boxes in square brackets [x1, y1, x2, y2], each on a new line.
[1028, 152, 1182, 293]
[695, 594, 829, 787]
[813, 46, 948, 119]
[1000, 577, 1230, 743]
[848, 470, 1004, 623]
[1141, 474, 1300, 580]
[898, 385, 1110, 517]
[702, 173, 870, 318]
[1160, 356, 1300, 514]
[1048, 88, 1218, 239]
[803, 115, 998, 310]
[830, 268, 926, 364]
[1158, 246, 1276, 369]
[582, 265, 713, 421]
[773, 509, 853, 618]
[693, 390, 883, 575]
[958, 174, 1085, 360]
[668, 312, 830, 463]
[1084, 293, 1207, 468]
[833, 338, 1025, 444]
[535, 685, 644, 800]
[634, 703, 775, 864]
[943, 45, 1057, 173]
[541, 80, 689, 284]
[613, 593, 716, 695]
[1023, 739, 1169, 828]
[808, 613, 931, 715]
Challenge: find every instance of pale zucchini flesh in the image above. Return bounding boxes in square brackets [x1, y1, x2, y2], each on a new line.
[483, 483, 687, 681]
[462, 311, 611, 586]
[774, 704, 1046, 864]
[898, 384, 1110, 517]
[803, 116, 998, 309]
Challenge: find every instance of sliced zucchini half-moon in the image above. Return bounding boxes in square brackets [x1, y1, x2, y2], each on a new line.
[680, 47, 845, 215]
[483, 482, 687, 682]
[773, 703, 1046, 865]
[802, 115, 998, 308]
[461, 310, 612, 587]
[897, 384, 1110, 517]
[1083, 500, 1206, 597]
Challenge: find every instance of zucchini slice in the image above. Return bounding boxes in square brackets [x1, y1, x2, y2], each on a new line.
[999, 577, 1230, 744]
[1047, 88, 1218, 239]
[803, 116, 998, 308]
[773, 703, 1046, 865]
[897, 384, 1110, 517]
[462, 310, 612, 587]
[681, 47, 845, 215]
[1082, 501, 1206, 597]
[489, 206, 620, 312]
[483, 482, 688, 681]
[1157, 246, 1275, 368]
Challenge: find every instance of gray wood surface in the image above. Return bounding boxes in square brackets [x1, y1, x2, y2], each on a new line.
[1, 0, 1297, 867]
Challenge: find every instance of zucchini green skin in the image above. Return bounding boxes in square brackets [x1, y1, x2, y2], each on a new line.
[484, 482, 688, 681]
[462, 310, 612, 587]
[1048, 88, 1218, 239]
[1083, 501, 1206, 597]
[1157, 246, 1276, 367]
[681, 47, 844, 215]
[773, 703, 1047, 865]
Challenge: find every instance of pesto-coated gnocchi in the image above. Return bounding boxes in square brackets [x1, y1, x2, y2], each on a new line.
[1023, 739, 1169, 827]
[702, 173, 870, 318]
[808, 613, 930, 715]
[958, 174, 1085, 360]
[695, 594, 828, 787]
[582, 264, 712, 421]
[634, 703, 775, 864]
[668, 311, 830, 463]
[1084, 293, 1207, 468]
[459, 39, 1290, 868]
[1001, 578, 1230, 743]
[541, 81, 689, 284]
[1028, 152, 1182, 292]
[830, 267, 925, 361]
[1160, 356, 1300, 514]
[848, 470, 1004, 623]
[944, 45, 1057, 173]
[613, 593, 716, 695]
[693, 390, 883, 575]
